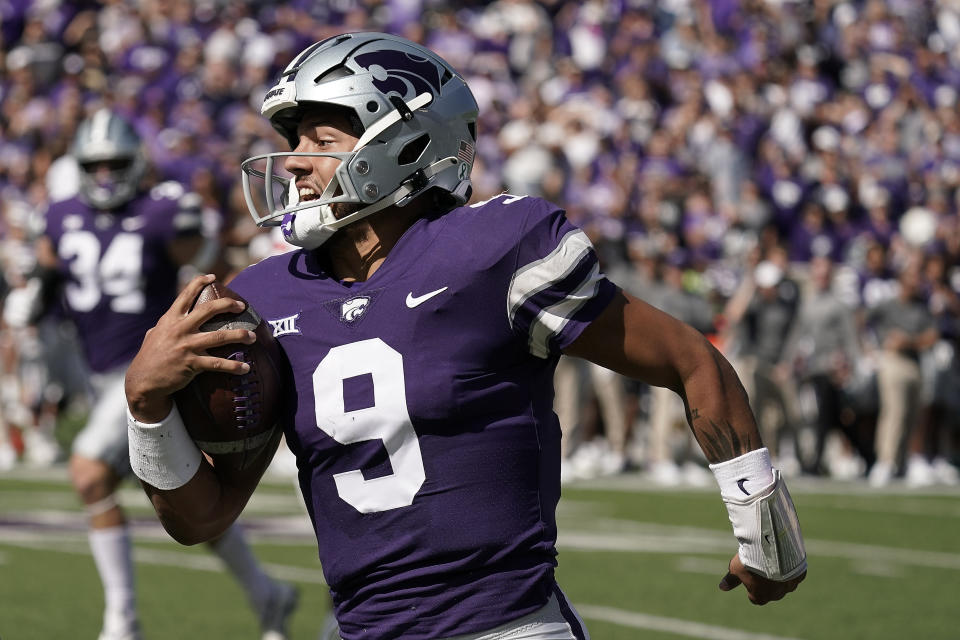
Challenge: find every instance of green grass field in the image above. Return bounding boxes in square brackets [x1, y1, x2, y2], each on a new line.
[1, 466, 957, 640]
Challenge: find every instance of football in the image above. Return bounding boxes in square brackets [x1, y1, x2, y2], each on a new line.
[174, 281, 285, 473]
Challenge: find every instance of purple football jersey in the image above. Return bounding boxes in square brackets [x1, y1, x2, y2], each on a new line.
[43, 183, 201, 373]
[229, 195, 617, 639]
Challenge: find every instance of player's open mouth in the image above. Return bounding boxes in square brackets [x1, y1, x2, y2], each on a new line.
[298, 186, 320, 202]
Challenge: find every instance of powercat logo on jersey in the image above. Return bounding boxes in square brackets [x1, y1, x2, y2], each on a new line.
[268, 313, 301, 337]
[340, 297, 370, 322]
[322, 288, 384, 328]
[354, 51, 443, 100]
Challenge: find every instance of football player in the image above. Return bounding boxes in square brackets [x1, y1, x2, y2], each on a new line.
[6, 109, 297, 640]
[125, 34, 806, 639]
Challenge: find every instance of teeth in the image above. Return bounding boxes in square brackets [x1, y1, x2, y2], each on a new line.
[298, 187, 317, 198]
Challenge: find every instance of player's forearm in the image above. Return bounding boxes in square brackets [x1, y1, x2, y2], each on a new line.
[678, 339, 763, 464]
[143, 463, 249, 545]
[126, 389, 175, 424]
[564, 290, 763, 463]
[127, 399, 266, 545]
[681, 339, 807, 588]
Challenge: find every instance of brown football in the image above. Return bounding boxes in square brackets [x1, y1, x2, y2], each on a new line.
[174, 281, 284, 473]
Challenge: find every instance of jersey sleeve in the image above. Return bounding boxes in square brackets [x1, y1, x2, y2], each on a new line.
[505, 197, 617, 359]
[143, 182, 204, 242]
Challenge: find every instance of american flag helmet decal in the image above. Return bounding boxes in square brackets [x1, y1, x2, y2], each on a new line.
[458, 140, 475, 164]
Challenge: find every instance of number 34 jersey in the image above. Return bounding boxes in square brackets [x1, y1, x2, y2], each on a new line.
[42, 184, 201, 373]
[230, 195, 617, 640]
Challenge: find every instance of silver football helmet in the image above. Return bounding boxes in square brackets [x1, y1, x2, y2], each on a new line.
[241, 32, 479, 249]
[73, 109, 147, 209]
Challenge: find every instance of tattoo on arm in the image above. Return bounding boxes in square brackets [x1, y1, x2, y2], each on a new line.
[689, 410, 759, 463]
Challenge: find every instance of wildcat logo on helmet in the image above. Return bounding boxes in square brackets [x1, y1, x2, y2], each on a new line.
[354, 51, 443, 100]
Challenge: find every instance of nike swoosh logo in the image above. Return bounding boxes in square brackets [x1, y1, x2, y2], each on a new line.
[405, 287, 448, 308]
[737, 478, 750, 496]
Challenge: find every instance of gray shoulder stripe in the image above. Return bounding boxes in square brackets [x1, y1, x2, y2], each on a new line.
[527, 263, 602, 358]
[507, 229, 592, 327]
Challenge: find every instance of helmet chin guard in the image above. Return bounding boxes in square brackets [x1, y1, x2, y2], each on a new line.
[240, 33, 478, 250]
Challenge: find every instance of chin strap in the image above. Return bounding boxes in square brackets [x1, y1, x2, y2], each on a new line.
[281, 155, 458, 249]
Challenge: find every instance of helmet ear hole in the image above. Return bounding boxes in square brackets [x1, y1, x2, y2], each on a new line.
[397, 134, 430, 165]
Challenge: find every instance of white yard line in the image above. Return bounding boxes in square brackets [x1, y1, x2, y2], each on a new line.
[674, 556, 724, 575]
[556, 511, 960, 571]
[0, 508, 316, 544]
[575, 474, 960, 497]
[558, 510, 960, 569]
[577, 605, 805, 640]
[0, 465, 302, 486]
[802, 497, 960, 518]
[0, 535, 328, 584]
[558, 527, 960, 571]
[5, 464, 960, 496]
[3, 508, 958, 573]
[0, 487, 305, 514]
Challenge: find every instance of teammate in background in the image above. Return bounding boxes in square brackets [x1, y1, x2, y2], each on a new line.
[124, 34, 806, 639]
[5, 109, 297, 640]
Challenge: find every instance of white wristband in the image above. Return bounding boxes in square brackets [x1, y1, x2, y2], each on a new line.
[710, 448, 807, 581]
[127, 404, 203, 490]
[709, 447, 775, 500]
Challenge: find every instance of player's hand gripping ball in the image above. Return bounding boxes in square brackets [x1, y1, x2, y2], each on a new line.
[174, 282, 284, 473]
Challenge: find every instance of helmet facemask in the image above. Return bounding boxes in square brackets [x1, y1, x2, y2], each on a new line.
[73, 109, 147, 210]
[78, 155, 147, 209]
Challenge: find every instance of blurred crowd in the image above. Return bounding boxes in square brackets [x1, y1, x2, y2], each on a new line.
[2, 0, 960, 488]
